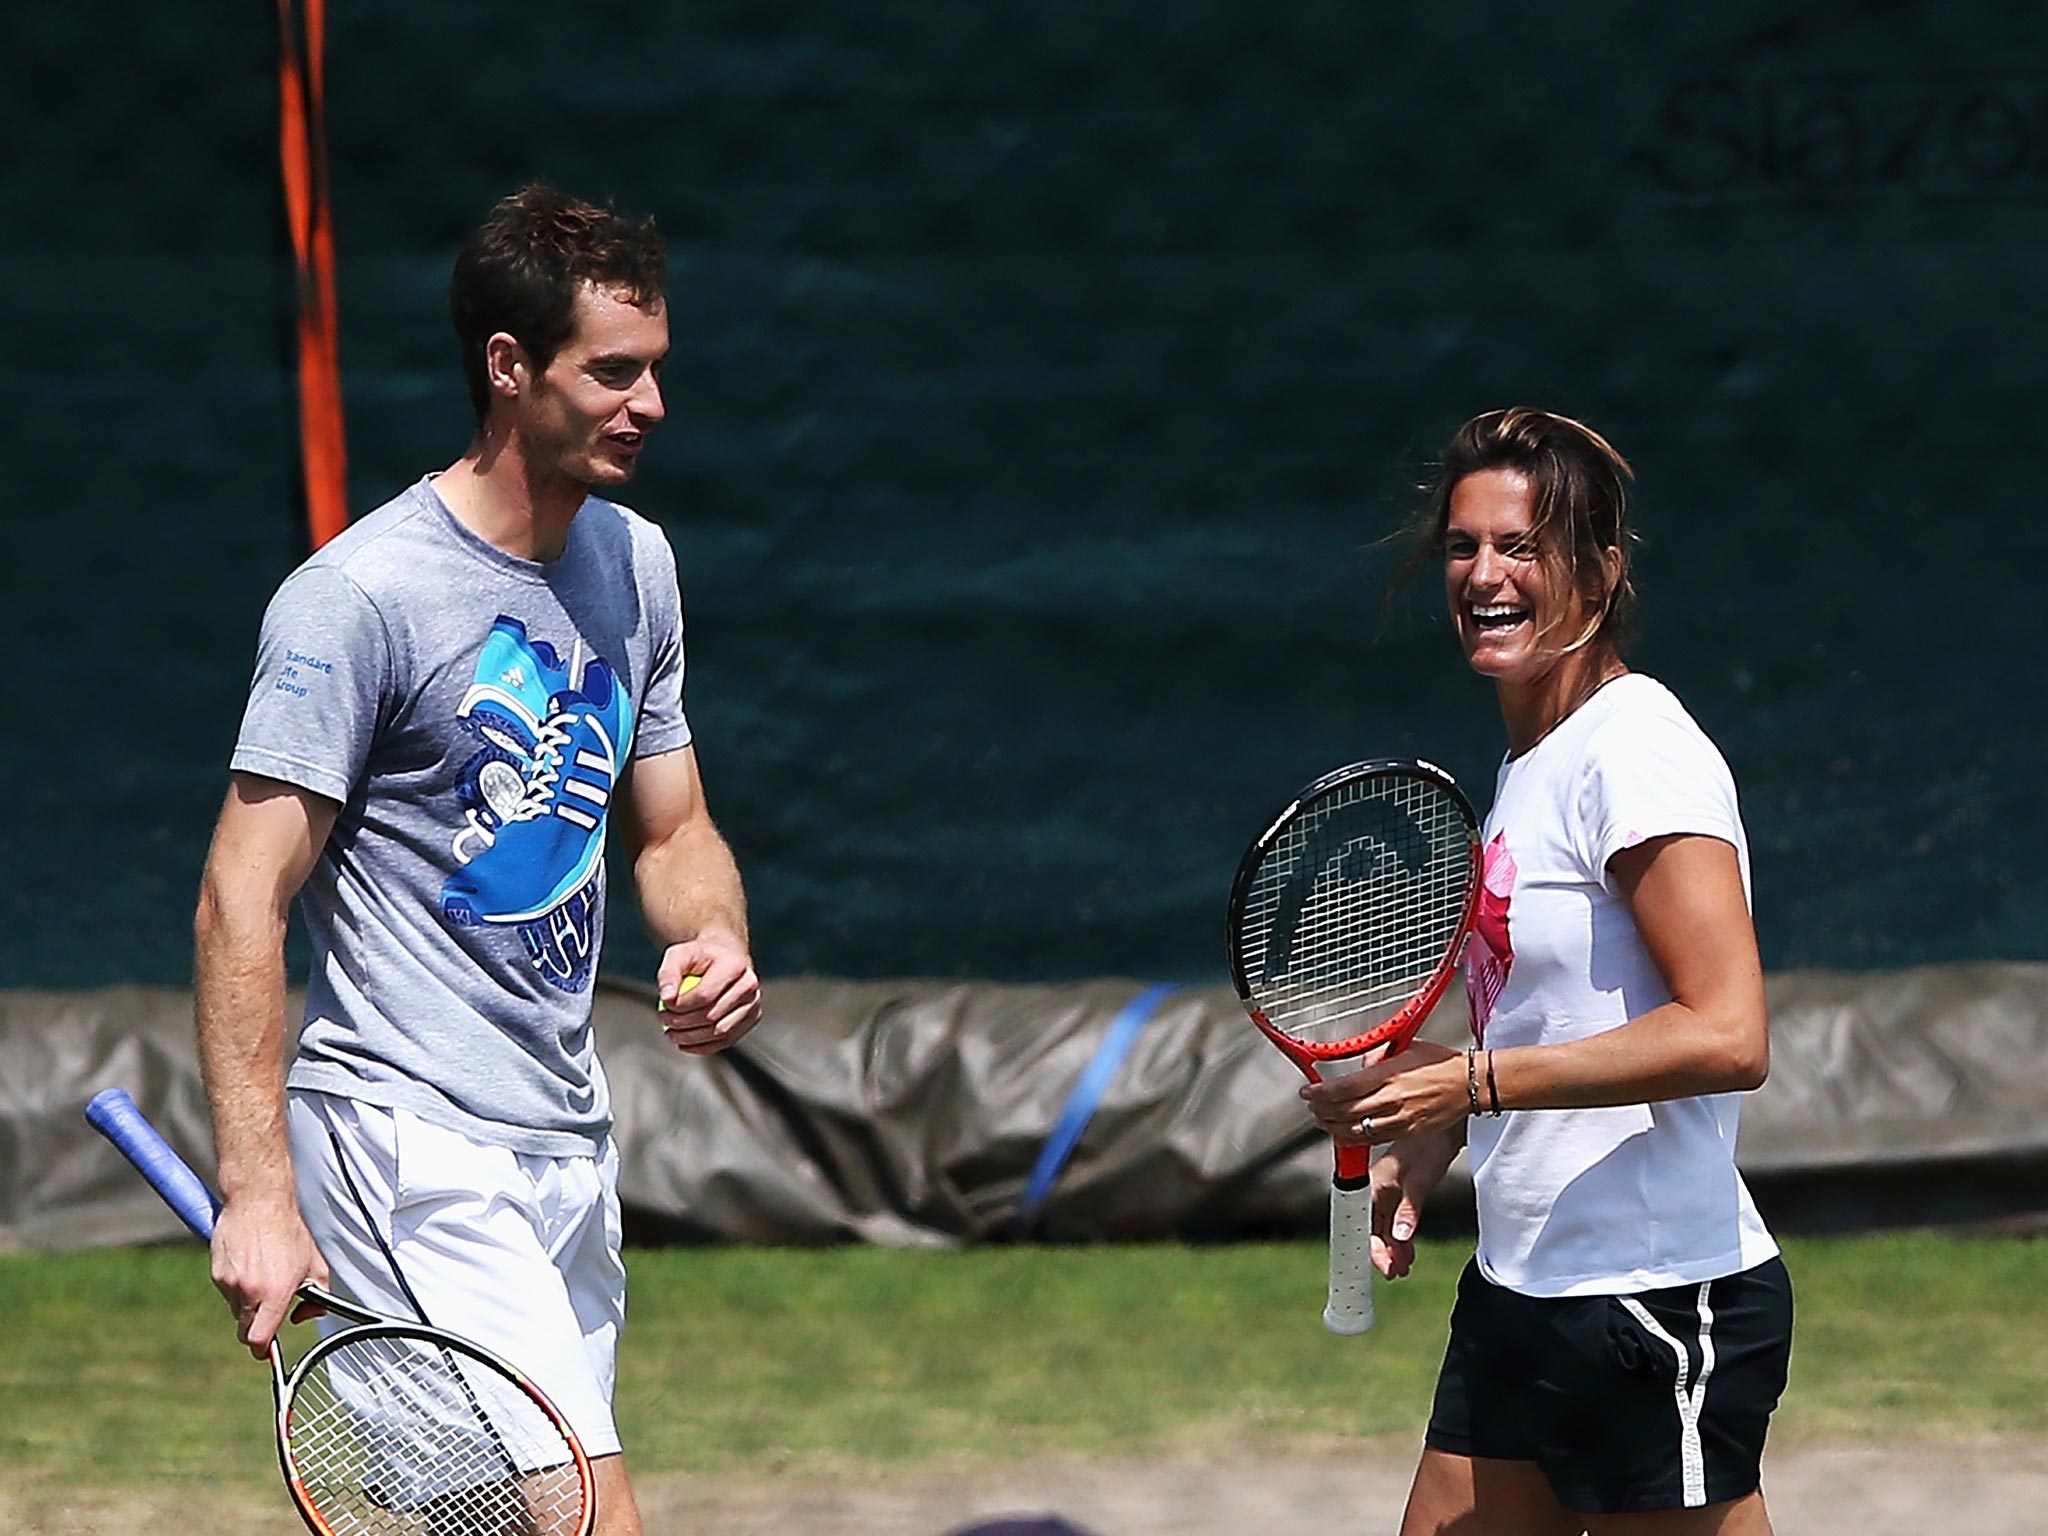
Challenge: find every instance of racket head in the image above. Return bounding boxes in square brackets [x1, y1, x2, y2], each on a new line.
[278, 1321, 595, 1536]
[1226, 757, 1482, 1067]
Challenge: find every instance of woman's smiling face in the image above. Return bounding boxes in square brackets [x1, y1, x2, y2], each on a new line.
[1443, 467, 1563, 685]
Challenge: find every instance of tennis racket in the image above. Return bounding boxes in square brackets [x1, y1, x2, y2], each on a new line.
[85, 1087, 595, 1536]
[1225, 758, 1481, 1334]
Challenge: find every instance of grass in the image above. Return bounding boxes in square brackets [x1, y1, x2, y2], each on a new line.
[1, 1232, 2042, 1498]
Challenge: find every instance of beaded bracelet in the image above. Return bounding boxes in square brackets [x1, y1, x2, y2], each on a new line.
[1466, 1047, 1483, 1116]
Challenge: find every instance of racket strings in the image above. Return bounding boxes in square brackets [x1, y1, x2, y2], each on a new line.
[1238, 775, 1474, 1048]
[287, 1331, 585, 1535]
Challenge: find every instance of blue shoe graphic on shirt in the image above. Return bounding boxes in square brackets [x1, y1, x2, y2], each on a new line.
[447, 617, 577, 861]
[441, 618, 636, 942]
[455, 616, 573, 763]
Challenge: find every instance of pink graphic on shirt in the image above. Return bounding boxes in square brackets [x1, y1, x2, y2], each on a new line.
[1465, 832, 1516, 1042]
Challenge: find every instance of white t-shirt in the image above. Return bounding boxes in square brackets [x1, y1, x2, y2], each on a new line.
[1463, 673, 1779, 1297]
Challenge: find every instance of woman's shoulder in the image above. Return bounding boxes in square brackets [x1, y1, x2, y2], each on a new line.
[1583, 672, 1713, 741]
[1578, 673, 1738, 788]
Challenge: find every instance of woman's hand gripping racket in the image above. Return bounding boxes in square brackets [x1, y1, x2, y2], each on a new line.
[85, 1088, 595, 1536]
[1225, 759, 1480, 1334]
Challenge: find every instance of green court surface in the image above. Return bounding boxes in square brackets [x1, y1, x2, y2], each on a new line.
[2, 1233, 2042, 1498]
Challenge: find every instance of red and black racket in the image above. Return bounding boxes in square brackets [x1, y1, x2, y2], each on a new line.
[1226, 758, 1481, 1334]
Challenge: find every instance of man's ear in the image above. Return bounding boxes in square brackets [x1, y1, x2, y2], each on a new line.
[484, 332, 527, 403]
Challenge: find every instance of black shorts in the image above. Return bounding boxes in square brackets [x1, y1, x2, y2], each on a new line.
[1425, 1254, 1793, 1515]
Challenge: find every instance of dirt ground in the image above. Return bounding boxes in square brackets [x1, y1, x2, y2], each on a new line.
[8, 1437, 2048, 1535]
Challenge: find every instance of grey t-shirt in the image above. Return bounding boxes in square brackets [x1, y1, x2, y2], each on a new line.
[233, 477, 692, 1155]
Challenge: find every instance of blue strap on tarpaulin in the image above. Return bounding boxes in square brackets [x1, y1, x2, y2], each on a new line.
[1012, 982, 1180, 1233]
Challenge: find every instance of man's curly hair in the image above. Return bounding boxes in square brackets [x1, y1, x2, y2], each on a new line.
[450, 183, 667, 423]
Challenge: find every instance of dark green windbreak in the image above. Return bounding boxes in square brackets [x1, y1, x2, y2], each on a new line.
[4, 1, 2038, 985]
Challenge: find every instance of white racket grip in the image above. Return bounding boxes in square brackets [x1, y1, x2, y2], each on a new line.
[1323, 1178, 1376, 1335]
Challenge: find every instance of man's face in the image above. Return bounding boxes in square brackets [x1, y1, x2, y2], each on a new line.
[516, 282, 669, 490]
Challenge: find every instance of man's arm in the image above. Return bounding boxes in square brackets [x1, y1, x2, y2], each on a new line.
[619, 745, 763, 1053]
[194, 771, 337, 1356]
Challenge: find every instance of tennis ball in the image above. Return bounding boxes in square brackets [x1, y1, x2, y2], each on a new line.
[658, 974, 703, 1013]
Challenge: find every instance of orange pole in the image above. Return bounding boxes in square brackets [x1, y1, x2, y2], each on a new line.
[278, 0, 349, 548]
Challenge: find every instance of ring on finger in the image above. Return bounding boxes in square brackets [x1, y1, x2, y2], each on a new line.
[1351, 1115, 1374, 1139]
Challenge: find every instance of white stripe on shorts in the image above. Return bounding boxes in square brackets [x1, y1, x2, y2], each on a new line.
[1619, 1282, 1717, 1509]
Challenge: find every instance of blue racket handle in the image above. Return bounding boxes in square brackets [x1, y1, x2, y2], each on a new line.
[86, 1088, 222, 1241]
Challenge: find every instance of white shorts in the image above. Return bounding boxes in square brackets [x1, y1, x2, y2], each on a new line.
[287, 1090, 627, 1456]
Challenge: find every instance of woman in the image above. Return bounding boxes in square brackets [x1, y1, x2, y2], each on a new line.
[1302, 408, 1792, 1535]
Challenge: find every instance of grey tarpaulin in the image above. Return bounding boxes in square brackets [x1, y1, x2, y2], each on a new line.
[6, 964, 2047, 1251]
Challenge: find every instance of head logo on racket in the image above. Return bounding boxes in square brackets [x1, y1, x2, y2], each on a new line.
[1225, 758, 1481, 1334]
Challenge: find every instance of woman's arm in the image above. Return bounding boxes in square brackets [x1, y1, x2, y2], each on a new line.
[1301, 832, 1767, 1143]
[1494, 830, 1767, 1105]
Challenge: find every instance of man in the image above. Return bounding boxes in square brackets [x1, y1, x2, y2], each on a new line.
[194, 183, 760, 1536]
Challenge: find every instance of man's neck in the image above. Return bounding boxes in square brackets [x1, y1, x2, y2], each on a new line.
[435, 430, 585, 563]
